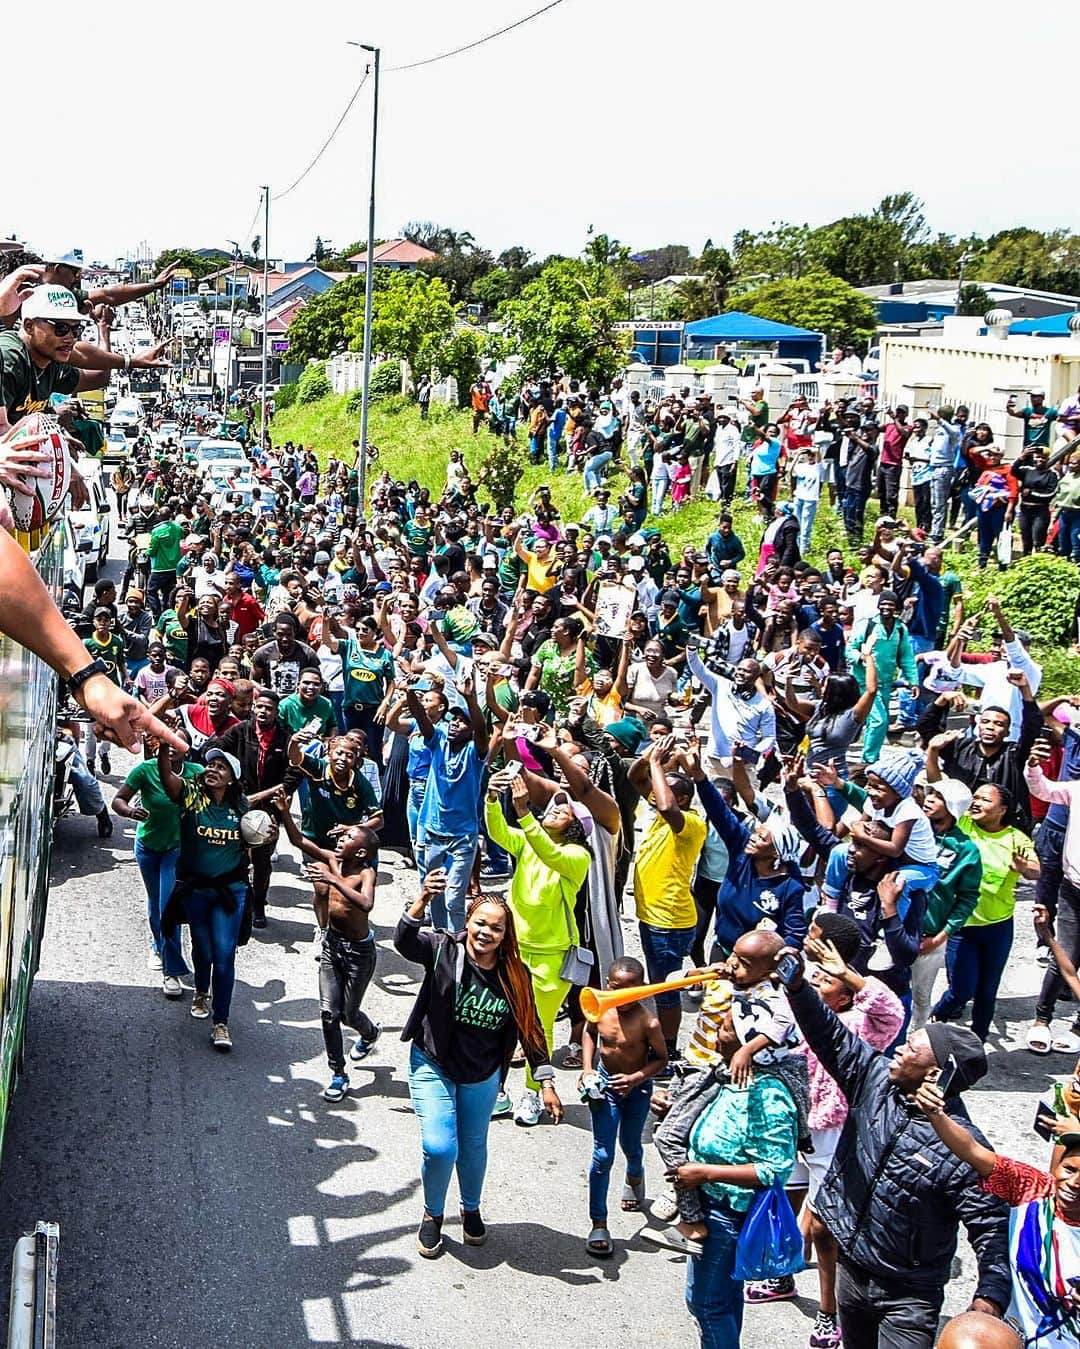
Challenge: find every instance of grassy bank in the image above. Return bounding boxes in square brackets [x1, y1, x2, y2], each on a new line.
[270, 393, 1073, 692]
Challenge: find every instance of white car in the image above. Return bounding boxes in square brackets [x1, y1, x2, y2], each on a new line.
[211, 483, 280, 515]
[195, 438, 249, 484]
[156, 421, 181, 442]
[109, 402, 142, 437]
[68, 462, 112, 581]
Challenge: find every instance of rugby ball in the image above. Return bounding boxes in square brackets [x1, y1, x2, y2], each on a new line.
[2, 412, 72, 531]
[239, 809, 275, 847]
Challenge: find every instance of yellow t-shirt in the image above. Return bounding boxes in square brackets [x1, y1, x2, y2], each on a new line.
[524, 550, 558, 593]
[684, 978, 735, 1068]
[633, 810, 707, 930]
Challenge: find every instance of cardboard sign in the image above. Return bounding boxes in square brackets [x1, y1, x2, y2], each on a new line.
[594, 581, 634, 638]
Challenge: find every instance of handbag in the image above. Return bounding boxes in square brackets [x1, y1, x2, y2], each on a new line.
[733, 1179, 806, 1281]
[558, 895, 595, 986]
[997, 525, 1014, 566]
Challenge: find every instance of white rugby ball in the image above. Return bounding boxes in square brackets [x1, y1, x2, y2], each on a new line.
[3, 412, 72, 531]
[239, 808, 275, 847]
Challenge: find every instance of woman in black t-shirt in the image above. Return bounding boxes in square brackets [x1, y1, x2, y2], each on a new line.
[395, 874, 563, 1260]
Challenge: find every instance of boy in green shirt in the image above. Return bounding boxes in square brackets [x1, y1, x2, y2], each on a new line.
[83, 607, 127, 775]
[278, 670, 337, 738]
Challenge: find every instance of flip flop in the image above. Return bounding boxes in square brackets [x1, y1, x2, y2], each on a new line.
[586, 1225, 613, 1258]
[639, 1227, 704, 1258]
[1027, 1023, 1053, 1055]
[1053, 1030, 1080, 1054]
[622, 1176, 646, 1212]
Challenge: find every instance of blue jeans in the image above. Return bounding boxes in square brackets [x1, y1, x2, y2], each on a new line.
[1059, 508, 1080, 563]
[418, 830, 478, 932]
[186, 882, 246, 1023]
[639, 921, 696, 1009]
[651, 477, 669, 514]
[843, 488, 868, 540]
[344, 703, 384, 767]
[584, 451, 613, 493]
[976, 503, 1007, 566]
[329, 689, 346, 733]
[685, 1197, 746, 1349]
[408, 1045, 501, 1218]
[547, 434, 563, 471]
[134, 840, 188, 977]
[794, 497, 817, 553]
[930, 466, 953, 540]
[932, 916, 1013, 1041]
[68, 746, 105, 815]
[588, 1063, 653, 1222]
[406, 779, 426, 849]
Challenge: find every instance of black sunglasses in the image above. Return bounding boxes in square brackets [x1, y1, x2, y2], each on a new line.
[42, 318, 85, 338]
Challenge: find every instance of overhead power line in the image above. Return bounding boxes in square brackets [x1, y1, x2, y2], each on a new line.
[275, 71, 372, 201]
[388, 0, 568, 72]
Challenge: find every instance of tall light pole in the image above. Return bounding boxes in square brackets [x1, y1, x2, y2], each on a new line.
[260, 185, 270, 451]
[224, 242, 241, 418]
[348, 42, 380, 511]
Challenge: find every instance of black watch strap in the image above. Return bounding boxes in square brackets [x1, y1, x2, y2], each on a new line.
[66, 658, 108, 695]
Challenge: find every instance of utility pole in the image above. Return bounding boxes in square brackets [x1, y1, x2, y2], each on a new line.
[348, 42, 381, 512]
[260, 185, 270, 451]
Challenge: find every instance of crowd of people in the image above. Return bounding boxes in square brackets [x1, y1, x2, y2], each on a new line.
[4, 257, 1080, 1348]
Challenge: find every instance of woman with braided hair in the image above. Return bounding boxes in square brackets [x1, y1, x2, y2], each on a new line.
[395, 871, 564, 1260]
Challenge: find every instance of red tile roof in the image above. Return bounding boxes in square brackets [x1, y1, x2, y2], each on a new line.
[346, 238, 438, 266]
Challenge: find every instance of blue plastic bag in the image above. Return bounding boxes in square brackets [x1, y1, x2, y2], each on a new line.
[733, 1180, 806, 1281]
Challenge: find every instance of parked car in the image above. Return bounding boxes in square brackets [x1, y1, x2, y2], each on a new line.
[210, 483, 279, 515]
[102, 431, 129, 468]
[195, 438, 249, 484]
[68, 462, 112, 581]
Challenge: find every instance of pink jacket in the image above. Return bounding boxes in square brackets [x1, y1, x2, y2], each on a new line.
[799, 977, 905, 1130]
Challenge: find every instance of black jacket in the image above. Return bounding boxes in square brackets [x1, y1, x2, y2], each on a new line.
[394, 913, 554, 1085]
[206, 719, 299, 796]
[787, 980, 1010, 1305]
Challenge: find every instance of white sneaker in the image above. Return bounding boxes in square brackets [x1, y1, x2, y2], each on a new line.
[162, 975, 183, 999]
[147, 949, 163, 972]
[513, 1089, 543, 1127]
[190, 992, 211, 1020]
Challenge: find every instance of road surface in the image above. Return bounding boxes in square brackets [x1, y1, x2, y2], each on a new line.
[0, 552, 1061, 1348]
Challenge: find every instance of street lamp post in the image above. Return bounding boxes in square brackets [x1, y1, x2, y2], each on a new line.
[349, 41, 380, 512]
[260, 185, 270, 451]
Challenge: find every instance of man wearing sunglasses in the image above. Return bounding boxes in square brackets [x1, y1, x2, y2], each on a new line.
[0, 285, 111, 519]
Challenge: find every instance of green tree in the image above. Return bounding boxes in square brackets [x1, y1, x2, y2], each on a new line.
[347, 271, 458, 379]
[436, 328, 492, 407]
[807, 213, 907, 286]
[422, 247, 494, 303]
[298, 361, 332, 403]
[153, 248, 229, 280]
[631, 244, 693, 284]
[500, 257, 631, 386]
[732, 223, 813, 284]
[956, 283, 991, 316]
[670, 245, 734, 319]
[972, 228, 1080, 294]
[733, 271, 876, 347]
[285, 274, 370, 363]
[250, 235, 261, 261]
[308, 236, 332, 264]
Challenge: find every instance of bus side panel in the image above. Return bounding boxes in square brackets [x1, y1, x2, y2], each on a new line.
[0, 524, 62, 1155]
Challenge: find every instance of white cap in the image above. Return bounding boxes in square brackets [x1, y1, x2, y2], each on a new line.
[21, 285, 85, 323]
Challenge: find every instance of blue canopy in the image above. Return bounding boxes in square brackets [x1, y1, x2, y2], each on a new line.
[684, 311, 821, 341]
[1007, 310, 1080, 335]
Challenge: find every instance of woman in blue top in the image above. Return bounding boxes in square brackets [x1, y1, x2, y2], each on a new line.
[749, 424, 783, 519]
[684, 744, 807, 956]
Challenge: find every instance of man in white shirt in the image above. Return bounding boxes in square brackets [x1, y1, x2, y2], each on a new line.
[686, 646, 776, 771]
[582, 490, 618, 535]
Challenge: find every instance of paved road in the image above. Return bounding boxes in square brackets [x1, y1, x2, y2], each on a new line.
[0, 556, 1064, 1348]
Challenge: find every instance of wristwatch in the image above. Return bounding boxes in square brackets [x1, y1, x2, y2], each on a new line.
[66, 658, 108, 696]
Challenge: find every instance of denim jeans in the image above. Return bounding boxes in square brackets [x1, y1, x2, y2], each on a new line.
[638, 921, 696, 1009]
[319, 929, 378, 1073]
[1058, 507, 1080, 562]
[547, 435, 563, 471]
[329, 689, 346, 733]
[976, 502, 1007, 566]
[69, 746, 105, 815]
[929, 466, 953, 540]
[418, 830, 478, 932]
[685, 1197, 746, 1349]
[145, 569, 176, 620]
[588, 1063, 653, 1222]
[406, 779, 426, 850]
[654, 1064, 724, 1224]
[134, 840, 188, 977]
[932, 916, 1013, 1041]
[1037, 874, 1080, 1025]
[408, 1045, 501, 1218]
[843, 488, 868, 540]
[584, 451, 613, 493]
[651, 477, 669, 514]
[186, 882, 246, 1023]
[794, 497, 817, 553]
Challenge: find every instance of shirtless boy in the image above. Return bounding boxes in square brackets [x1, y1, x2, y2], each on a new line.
[273, 786, 382, 1102]
[580, 956, 668, 1258]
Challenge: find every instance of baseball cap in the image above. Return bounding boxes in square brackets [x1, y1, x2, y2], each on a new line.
[22, 286, 86, 323]
[204, 748, 242, 780]
[44, 250, 84, 270]
[473, 630, 498, 648]
[927, 776, 973, 824]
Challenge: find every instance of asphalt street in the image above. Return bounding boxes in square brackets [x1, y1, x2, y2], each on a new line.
[0, 550, 1066, 1348]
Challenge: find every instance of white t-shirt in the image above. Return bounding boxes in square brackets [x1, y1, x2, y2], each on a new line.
[713, 426, 742, 468]
[868, 795, 938, 866]
[793, 460, 826, 502]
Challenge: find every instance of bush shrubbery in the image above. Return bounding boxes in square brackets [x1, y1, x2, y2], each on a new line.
[274, 381, 299, 410]
[298, 362, 332, 404]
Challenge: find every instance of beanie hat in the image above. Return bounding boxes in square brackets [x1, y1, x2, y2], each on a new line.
[924, 1022, 988, 1094]
[605, 717, 648, 753]
[930, 776, 972, 825]
[872, 749, 925, 800]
